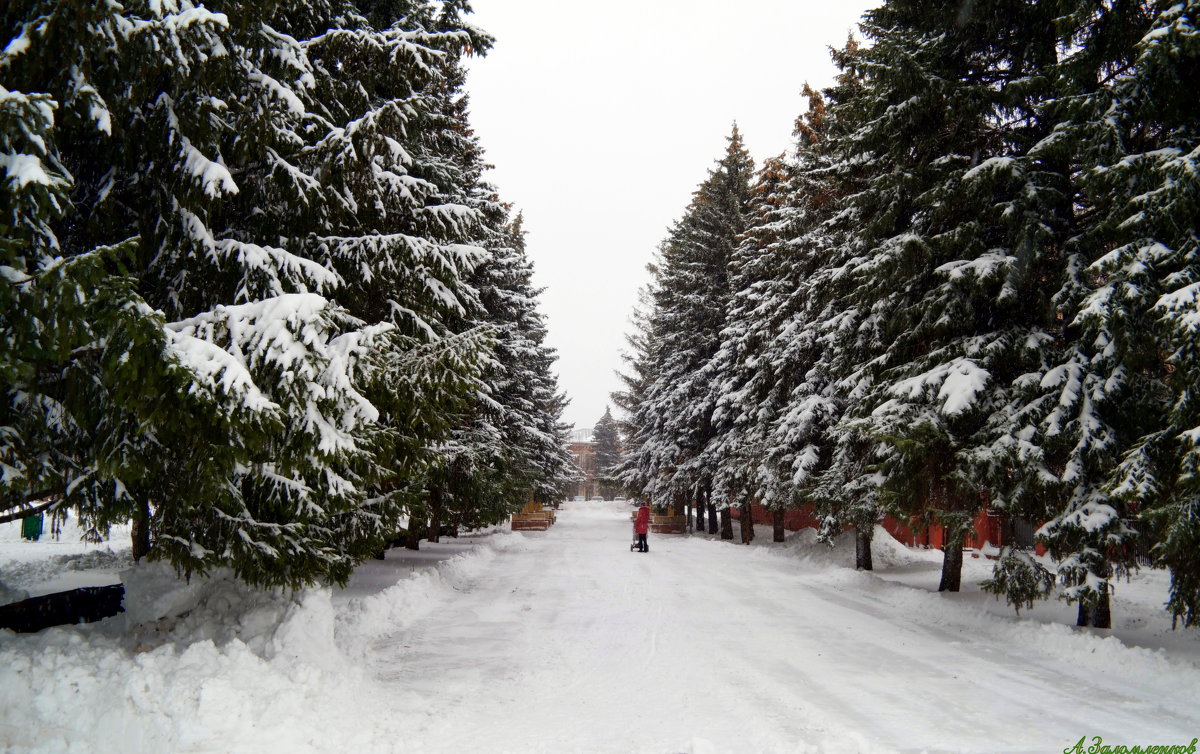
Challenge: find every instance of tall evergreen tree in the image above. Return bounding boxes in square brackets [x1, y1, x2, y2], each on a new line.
[975, 0, 1168, 627]
[1104, 0, 1200, 628]
[711, 85, 849, 547]
[0, 0, 496, 586]
[798, 39, 896, 571]
[706, 155, 793, 542]
[592, 406, 622, 495]
[617, 126, 753, 532]
[410, 216, 576, 542]
[482, 214, 576, 508]
[612, 276, 660, 503]
[1027, 0, 1200, 627]
[810, 1, 1080, 591]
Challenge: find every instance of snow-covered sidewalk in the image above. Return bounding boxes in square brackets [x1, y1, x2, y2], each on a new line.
[3, 502, 1199, 753]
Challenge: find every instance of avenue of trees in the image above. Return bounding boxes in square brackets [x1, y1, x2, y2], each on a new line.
[615, 0, 1200, 629]
[0, 0, 575, 588]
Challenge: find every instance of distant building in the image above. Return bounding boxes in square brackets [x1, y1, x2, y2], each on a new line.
[566, 425, 628, 501]
[571, 425, 628, 501]
[567, 427, 606, 499]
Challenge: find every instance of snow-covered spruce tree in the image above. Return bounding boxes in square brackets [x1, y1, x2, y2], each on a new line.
[811, 1, 1078, 591]
[385, 49, 573, 541]
[533, 389, 577, 505]
[451, 212, 575, 522]
[712, 86, 850, 548]
[615, 244, 681, 514]
[0, 0, 493, 587]
[428, 209, 576, 540]
[2, 0, 371, 580]
[707, 153, 810, 543]
[611, 275, 662, 505]
[796, 39, 896, 571]
[1108, 0, 1200, 629]
[0, 58, 171, 535]
[614, 254, 694, 521]
[298, 6, 502, 556]
[984, 0, 1169, 627]
[1033, 0, 1200, 628]
[700, 154, 787, 542]
[651, 126, 754, 537]
[592, 406, 622, 496]
[767, 83, 876, 563]
[391, 58, 512, 546]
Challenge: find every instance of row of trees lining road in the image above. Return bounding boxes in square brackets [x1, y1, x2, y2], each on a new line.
[614, 0, 1200, 629]
[0, 0, 576, 588]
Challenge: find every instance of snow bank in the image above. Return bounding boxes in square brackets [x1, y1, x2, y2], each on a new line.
[0, 562, 372, 752]
[731, 519, 1200, 672]
[749, 523, 932, 571]
[0, 531, 522, 753]
[335, 530, 529, 661]
[0, 577, 27, 604]
[803, 563, 1200, 722]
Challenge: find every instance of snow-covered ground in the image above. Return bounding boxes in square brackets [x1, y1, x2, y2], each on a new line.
[2, 502, 1198, 753]
[0, 514, 131, 604]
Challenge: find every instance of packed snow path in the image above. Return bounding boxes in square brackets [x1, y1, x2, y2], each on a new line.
[367, 502, 1200, 753]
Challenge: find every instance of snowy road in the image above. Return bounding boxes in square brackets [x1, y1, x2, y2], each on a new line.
[365, 502, 1200, 753]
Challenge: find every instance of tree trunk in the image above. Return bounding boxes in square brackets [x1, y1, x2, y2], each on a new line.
[1077, 590, 1113, 628]
[695, 491, 706, 532]
[855, 528, 873, 571]
[131, 498, 151, 563]
[773, 509, 785, 543]
[707, 486, 718, 536]
[739, 501, 754, 544]
[720, 507, 733, 541]
[405, 520, 422, 551]
[938, 529, 966, 591]
[1092, 590, 1112, 629]
[427, 487, 443, 543]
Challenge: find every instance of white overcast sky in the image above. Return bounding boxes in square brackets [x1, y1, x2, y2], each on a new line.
[464, 0, 879, 430]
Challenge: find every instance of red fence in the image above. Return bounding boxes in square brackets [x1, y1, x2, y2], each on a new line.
[731, 504, 1011, 550]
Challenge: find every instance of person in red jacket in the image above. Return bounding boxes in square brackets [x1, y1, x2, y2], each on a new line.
[634, 502, 651, 553]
